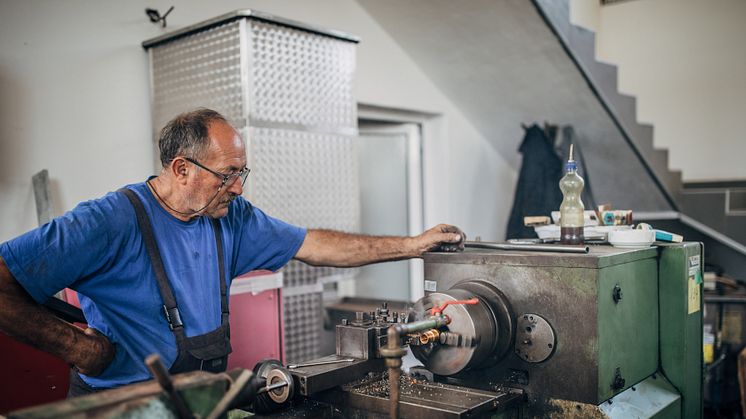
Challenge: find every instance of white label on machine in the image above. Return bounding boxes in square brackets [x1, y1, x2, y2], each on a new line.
[688, 255, 701, 277]
[424, 280, 437, 292]
[687, 254, 702, 314]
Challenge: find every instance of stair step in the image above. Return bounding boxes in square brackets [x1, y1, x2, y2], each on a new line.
[607, 94, 638, 136]
[629, 123, 654, 148]
[591, 63, 621, 103]
[648, 148, 669, 172]
[663, 169, 682, 197]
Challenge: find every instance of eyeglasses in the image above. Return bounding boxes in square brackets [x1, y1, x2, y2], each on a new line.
[184, 157, 250, 188]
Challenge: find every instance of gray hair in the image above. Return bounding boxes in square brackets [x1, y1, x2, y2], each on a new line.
[158, 108, 228, 167]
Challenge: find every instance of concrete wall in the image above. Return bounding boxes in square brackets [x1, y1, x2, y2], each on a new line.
[0, 0, 514, 243]
[571, 0, 746, 182]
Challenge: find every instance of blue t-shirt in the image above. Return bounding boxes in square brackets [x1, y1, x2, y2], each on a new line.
[0, 182, 306, 388]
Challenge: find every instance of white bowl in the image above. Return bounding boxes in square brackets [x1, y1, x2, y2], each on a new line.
[608, 229, 655, 248]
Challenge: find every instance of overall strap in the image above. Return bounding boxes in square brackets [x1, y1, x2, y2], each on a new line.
[119, 188, 186, 340]
[210, 218, 230, 324]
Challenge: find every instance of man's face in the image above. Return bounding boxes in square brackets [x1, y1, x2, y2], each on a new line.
[185, 121, 248, 219]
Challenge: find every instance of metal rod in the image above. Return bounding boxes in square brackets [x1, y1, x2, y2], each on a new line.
[287, 358, 355, 369]
[465, 241, 589, 253]
[257, 380, 289, 394]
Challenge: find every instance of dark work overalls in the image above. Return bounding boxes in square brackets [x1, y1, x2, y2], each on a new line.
[67, 188, 232, 397]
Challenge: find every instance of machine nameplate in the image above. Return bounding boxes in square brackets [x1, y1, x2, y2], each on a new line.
[424, 280, 437, 292]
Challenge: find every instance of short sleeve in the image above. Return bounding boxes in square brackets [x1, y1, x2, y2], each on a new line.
[227, 199, 306, 277]
[0, 195, 119, 304]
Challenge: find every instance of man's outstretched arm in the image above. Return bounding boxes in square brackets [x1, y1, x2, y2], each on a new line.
[294, 224, 465, 267]
[0, 257, 114, 376]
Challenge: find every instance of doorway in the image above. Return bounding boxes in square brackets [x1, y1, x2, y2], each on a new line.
[353, 121, 424, 302]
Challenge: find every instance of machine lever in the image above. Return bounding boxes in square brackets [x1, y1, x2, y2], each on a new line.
[287, 358, 356, 369]
[431, 298, 479, 316]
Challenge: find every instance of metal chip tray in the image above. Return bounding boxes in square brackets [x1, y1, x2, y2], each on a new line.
[314, 373, 523, 419]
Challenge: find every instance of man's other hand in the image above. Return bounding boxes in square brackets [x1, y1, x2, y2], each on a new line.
[415, 224, 466, 254]
[73, 327, 115, 376]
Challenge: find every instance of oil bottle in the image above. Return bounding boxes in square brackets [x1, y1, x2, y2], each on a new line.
[559, 144, 585, 245]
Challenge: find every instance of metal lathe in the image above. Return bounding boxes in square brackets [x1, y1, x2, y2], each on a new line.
[8, 242, 703, 418]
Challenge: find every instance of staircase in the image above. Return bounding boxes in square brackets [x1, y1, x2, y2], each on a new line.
[533, 0, 746, 277]
[533, 0, 681, 210]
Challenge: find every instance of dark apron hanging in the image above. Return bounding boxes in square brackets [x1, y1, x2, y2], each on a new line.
[68, 188, 232, 397]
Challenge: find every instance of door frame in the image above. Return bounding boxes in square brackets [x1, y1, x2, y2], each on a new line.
[357, 103, 444, 301]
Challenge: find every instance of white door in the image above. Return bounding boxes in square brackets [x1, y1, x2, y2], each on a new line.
[352, 122, 424, 302]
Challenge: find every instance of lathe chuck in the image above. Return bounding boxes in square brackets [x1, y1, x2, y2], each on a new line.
[410, 280, 514, 376]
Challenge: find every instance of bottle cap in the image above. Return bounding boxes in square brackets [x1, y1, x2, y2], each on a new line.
[565, 144, 577, 171]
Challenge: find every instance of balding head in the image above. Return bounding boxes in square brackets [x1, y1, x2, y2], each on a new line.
[158, 108, 229, 168]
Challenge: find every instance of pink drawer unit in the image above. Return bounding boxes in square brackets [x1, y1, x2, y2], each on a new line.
[227, 270, 284, 369]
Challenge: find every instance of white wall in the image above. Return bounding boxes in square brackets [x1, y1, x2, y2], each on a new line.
[571, 0, 746, 182]
[0, 0, 513, 243]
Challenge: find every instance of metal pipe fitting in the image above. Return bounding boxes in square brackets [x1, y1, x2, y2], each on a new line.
[418, 329, 441, 345]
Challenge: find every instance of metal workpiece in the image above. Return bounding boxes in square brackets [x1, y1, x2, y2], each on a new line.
[465, 240, 589, 253]
[416, 329, 441, 345]
[265, 368, 294, 404]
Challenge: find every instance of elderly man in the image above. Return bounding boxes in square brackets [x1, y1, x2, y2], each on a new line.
[0, 108, 464, 396]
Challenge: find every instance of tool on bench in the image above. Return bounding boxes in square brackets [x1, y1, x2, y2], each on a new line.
[145, 354, 193, 419]
[465, 241, 589, 254]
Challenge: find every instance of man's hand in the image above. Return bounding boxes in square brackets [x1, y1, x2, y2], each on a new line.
[412, 224, 466, 255]
[71, 327, 115, 376]
[0, 257, 116, 377]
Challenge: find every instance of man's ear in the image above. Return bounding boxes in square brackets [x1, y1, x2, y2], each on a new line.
[170, 158, 190, 184]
